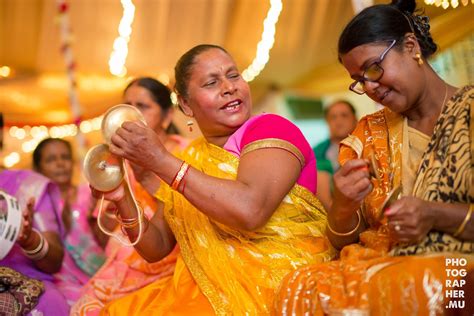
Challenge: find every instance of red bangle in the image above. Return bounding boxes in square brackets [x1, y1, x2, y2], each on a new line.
[178, 168, 189, 195]
[171, 161, 190, 190]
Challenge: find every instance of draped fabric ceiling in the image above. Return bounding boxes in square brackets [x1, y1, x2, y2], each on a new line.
[0, 0, 473, 126]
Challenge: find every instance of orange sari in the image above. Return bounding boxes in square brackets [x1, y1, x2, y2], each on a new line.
[275, 86, 474, 315]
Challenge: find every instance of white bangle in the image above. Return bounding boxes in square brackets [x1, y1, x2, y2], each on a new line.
[22, 228, 49, 261]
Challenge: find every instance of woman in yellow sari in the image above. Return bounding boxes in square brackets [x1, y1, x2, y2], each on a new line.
[90, 45, 335, 315]
[275, 0, 473, 315]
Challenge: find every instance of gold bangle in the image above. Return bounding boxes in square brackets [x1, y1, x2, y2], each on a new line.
[453, 204, 473, 237]
[117, 206, 143, 228]
[327, 210, 361, 236]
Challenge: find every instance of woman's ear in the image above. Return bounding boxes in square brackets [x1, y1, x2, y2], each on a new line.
[403, 33, 420, 55]
[177, 95, 194, 118]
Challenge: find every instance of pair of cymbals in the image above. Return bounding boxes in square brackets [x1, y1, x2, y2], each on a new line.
[83, 104, 146, 191]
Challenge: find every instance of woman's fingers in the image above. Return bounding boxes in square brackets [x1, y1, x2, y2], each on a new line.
[338, 159, 369, 176]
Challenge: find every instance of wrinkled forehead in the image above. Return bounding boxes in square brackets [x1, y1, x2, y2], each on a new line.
[190, 49, 235, 77]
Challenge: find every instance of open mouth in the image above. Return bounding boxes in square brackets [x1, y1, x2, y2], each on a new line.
[220, 99, 242, 112]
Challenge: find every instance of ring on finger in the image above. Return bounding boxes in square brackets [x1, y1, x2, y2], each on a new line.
[391, 221, 401, 232]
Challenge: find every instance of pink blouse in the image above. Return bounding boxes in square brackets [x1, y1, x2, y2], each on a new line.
[224, 113, 317, 193]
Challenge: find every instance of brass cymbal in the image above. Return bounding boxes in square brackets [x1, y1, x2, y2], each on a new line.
[102, 104, 146, 144]
[83, 144, 124, 192]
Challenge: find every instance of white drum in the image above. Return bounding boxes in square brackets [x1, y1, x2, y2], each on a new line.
[0, 191, 22, 260]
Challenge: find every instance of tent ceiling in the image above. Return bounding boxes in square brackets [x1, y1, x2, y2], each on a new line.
[0, 0, 472, 125]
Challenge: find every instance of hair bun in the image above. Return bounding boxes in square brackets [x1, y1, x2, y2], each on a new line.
[391, 0, 416, 14]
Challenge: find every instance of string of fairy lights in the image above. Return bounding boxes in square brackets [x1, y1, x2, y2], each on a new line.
[242, 0, 283, 82]
[3, 117, 103, 168]
[108, 0, 135, 77]
[2, 0, 282, 168]
[424, 0, 473, 9]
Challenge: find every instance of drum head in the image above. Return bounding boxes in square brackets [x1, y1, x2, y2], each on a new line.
[0, 191, 22, 260]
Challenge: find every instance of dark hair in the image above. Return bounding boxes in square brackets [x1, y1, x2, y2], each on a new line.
[174, 44, 228, 97]
[338, 0, 437, 59]
[324, 100, 356, 118]
[0, 113, 3, 129]
[32, 138, 72, 170]
[125, 77, 181, 134]
[125, 77, 172, 112]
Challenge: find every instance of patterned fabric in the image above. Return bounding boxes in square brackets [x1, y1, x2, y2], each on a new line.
[102, 131, 334, 315]
[393, 85, 474, 255]
[274, 86, 474, 315]
[63, 185, 106, 276]
[0, 267, 44, 315]
[140, 137, 333, 315]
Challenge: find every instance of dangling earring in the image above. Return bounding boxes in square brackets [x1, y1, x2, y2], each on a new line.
[187, 120, 194, 132]
[415, 53, 424, 66]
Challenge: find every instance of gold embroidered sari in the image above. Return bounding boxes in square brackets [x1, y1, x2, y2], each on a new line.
[275, 86, 474, 315]
[102, 137, 335, 315]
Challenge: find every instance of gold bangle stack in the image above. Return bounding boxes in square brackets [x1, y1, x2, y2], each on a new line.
[453, 204, 473, 237]
[117, 206, 149, 236]
[327, 210, 361, 237]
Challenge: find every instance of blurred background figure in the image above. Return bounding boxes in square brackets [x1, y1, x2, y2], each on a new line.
[313, 100, 357, 210]
[72, 77, 187, 316]
[33, 137, 106, 306]
[0, 113, 70, 315]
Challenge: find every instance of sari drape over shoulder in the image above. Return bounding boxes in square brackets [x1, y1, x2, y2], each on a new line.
[102, 114, 335, 315]
[276, 86, 474, 315]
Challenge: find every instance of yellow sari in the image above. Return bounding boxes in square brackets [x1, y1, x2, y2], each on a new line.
[275, 86, 474, 315]
[102, 137, 335, 315]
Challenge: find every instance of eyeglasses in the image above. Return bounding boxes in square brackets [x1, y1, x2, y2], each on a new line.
[349, 40, 397, 95]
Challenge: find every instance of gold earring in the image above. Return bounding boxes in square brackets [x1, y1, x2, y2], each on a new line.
[415, 53, 424, 66]
[187, 120, 194, 132]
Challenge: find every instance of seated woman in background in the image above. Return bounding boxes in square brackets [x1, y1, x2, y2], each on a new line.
[32, 137, 106, 305]
[275, 0, 473, 315]
[0, 114, 70, 315]
[93, 44, 335, 315]
[72, 77, 187, 316]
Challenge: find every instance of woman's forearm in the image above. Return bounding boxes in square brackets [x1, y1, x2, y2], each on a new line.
[19, 231, 64, 274]
[116, 185, 176, 262]
[150, 151, 300, 232]
[430, 202, 473, 241]
[327, 207, 366, 249]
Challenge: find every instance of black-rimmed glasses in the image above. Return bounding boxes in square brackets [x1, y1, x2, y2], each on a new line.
[349, 40, 397, 95]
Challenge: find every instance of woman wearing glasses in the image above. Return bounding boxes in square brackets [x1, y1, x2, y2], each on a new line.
[275, 0, 473, 314]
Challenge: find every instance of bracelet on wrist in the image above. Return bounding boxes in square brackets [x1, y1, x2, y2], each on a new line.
[21, 228, 49, 261]
[453, 204, 473, 237]
[327, 210, 361, 237]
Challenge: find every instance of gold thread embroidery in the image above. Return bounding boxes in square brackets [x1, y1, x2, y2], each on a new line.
[241, 138, 305, 168]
